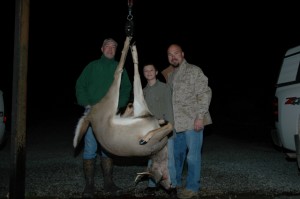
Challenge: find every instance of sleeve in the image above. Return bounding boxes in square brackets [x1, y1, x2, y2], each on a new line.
[164, 84, 174, 125]
[75, 67, 90, 107]
[194, 68, 212, 120]
[119, 69, 132, 108]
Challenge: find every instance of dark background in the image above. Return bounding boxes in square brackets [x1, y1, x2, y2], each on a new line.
[2, 1, 300, 137]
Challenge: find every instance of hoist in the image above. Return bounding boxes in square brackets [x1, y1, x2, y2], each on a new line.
[125, 0, 134, 37]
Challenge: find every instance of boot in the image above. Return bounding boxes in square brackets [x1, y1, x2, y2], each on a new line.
[82, 159, 96, 198]
[100, 157, 122, 195]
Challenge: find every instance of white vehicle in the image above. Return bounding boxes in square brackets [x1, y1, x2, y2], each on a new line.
[0, 90, 6, 146]
[272, 45, 300, 169]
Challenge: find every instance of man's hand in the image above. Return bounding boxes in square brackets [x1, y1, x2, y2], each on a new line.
[194, 118, 204, 132]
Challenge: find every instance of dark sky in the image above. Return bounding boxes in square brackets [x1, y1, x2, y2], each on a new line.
[2, 1, 300, 128]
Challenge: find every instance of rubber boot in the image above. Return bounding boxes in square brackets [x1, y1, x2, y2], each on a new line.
[82, 159, 96, 198]
[100, 157, 122, 195]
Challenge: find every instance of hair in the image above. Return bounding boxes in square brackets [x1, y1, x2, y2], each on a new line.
[143, 63, 158, 71]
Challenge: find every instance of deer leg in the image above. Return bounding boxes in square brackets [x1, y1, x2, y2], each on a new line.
[139, 123, 173, 145]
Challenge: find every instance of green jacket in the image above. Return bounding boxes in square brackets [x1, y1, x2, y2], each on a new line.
[75, 55, 132, 108]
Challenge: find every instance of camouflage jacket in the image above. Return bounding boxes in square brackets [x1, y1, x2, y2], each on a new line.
[168, 59, 212, 132]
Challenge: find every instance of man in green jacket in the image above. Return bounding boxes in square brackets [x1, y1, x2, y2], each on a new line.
[75, 38, 132, 198]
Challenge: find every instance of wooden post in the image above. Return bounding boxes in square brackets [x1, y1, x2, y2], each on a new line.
[10, 0, 30, 198]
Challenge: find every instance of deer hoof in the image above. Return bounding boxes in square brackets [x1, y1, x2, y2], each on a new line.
[139, 139, 147, 145]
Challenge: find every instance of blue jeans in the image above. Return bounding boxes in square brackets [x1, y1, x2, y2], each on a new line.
[147, 135, 177, 188]
[174, 129, 203, 192]
[83, 126, 109, 159]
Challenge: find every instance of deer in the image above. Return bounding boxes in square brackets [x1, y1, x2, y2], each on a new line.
[73, 36, 173, 190]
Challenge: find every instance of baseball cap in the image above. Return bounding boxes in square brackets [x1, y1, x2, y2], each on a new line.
[102, 38, 118, 48]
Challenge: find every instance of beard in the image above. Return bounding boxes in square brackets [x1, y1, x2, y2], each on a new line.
[171, 64, 179, 68]
[171, 63, 179, 68]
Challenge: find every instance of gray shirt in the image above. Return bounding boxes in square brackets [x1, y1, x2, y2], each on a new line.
[143, 80, 174, 126]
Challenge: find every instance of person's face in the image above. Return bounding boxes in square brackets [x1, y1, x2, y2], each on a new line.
[143, 64, 157, 81]
[101, 42, 117, 59]
[167, 45, 184, 68]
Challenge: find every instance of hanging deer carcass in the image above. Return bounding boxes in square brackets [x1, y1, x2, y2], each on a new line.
[73, 37, 173, 190]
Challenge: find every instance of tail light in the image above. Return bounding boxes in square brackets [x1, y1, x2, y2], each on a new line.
[3, 115, 7, 123]
[273, 96, 278, 122]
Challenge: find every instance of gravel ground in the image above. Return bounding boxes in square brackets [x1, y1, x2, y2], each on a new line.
[1, 110, 300, 199]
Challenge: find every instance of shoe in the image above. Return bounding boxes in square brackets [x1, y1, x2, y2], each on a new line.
[167, 187, 178, 199]
[177, 189, 198, 199]
[143, 186, 157, 196]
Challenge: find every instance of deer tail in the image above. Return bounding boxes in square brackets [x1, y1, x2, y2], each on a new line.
[73, 115, 90, 148]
